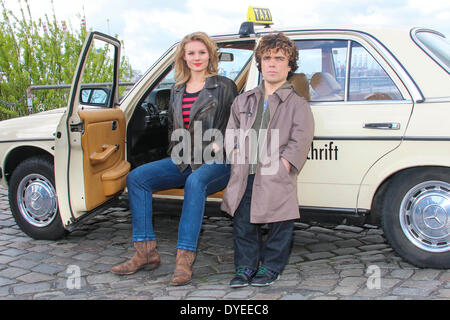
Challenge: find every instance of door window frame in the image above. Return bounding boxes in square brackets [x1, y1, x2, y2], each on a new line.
[293, 37, 406, 103]
[283, 31, 422, 104]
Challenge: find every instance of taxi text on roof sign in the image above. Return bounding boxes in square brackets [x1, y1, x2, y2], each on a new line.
[247, 6, 273, 25]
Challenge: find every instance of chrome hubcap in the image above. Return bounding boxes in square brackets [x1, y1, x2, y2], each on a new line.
[399, 181, 449, 253]
[17, 174, 58, 228]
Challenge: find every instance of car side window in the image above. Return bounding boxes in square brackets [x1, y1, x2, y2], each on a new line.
[295, 40, 348, 102]
[349, 42, 402, 101]
[79, 39, 117, 108]
[294, 39, 402, 102]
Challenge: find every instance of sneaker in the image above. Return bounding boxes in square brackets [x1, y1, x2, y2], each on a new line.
[229, 267, 256, 288]
[250, 266, 280, 287]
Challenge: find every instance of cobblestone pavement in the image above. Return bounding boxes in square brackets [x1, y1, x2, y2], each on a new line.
[0, 185, 449, 300]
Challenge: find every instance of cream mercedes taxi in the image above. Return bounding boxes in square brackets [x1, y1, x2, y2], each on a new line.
[0, 8, 448, 268]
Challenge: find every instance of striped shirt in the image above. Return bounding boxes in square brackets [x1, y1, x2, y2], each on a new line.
[182, 90, 200, 129]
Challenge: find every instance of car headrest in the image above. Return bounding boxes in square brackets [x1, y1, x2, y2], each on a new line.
[310, 72, 341, 96]
[289, 73, 310, 101]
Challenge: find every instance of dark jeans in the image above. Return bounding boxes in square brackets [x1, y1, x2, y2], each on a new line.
[127, 157, 230, 251]
[233, 175, 294, 274]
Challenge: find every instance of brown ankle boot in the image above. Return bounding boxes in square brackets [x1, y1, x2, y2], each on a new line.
[170, 249, 196, 286]
[111, 241, 160, 275]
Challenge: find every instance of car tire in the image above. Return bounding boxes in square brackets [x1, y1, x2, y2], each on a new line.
[380, 167, 450, 269]
[8, 156, 67, 240]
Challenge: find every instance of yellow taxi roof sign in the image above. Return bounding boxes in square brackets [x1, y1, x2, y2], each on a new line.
[247, 6, 273, 25]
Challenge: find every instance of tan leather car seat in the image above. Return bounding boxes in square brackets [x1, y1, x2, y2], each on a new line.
[289, 73, 310, 101]
[364, 92, 392, 100]
[310, 72, 343, 101]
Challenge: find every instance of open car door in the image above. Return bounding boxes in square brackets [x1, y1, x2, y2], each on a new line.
[55, 32, 130, 229]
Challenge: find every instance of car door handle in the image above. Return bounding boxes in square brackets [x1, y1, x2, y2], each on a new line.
[89, 144, 119, 165]
[363, 122, 400, 130]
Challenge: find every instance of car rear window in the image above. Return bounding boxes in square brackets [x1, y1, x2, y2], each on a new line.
[413, 30, 450, 73]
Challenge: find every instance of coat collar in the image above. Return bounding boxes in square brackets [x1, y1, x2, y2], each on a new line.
[253, 80, 294, 102]
[239, 81, 296, 130]
[174, 75, 219, 92]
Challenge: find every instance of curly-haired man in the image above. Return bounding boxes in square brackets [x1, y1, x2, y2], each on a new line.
[221, 32, 314, 287]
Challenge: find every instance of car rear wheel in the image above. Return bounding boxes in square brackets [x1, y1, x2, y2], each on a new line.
[8, 156, 67, 240]
[381, 167, 450, 269]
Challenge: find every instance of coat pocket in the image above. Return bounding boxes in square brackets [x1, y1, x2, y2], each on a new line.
[268, 158, 295, 188]
[279, 160, 291, 180]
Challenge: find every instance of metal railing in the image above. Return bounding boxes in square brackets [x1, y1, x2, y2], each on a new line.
[25, 82, 135, 114]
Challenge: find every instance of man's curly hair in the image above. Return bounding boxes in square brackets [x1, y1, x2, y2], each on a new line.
[255, 32, 298, 79]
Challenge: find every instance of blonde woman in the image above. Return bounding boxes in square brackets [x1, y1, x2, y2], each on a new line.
[112, 32, 238, 286]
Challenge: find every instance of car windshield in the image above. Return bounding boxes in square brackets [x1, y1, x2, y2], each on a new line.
[414, 31, 450, 73]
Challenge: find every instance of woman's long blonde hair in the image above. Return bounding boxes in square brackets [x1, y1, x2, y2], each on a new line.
[174, 32, 219, 86]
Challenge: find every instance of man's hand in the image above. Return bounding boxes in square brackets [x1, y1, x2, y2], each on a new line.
[281, 157, 291, 173]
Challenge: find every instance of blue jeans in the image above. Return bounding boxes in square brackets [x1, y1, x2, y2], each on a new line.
[127, 158, 230, 251]
[233, 175, 294, 274]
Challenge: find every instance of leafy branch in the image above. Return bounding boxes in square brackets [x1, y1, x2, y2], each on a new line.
[0, 0, 133, 120]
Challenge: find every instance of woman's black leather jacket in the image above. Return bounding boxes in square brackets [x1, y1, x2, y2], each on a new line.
[167, 75, 238, 172]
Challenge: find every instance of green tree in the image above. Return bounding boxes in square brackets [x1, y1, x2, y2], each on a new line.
[0, 0, 133, 120]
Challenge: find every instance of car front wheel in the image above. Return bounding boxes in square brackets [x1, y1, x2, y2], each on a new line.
[381, 167, 450, 269]
[8, 156, 67, 240]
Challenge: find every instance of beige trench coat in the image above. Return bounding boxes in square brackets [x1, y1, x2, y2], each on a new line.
[220, 84, 314, 223]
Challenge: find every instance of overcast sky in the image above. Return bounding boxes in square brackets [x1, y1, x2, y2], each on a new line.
[5, 0, 450, 73]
